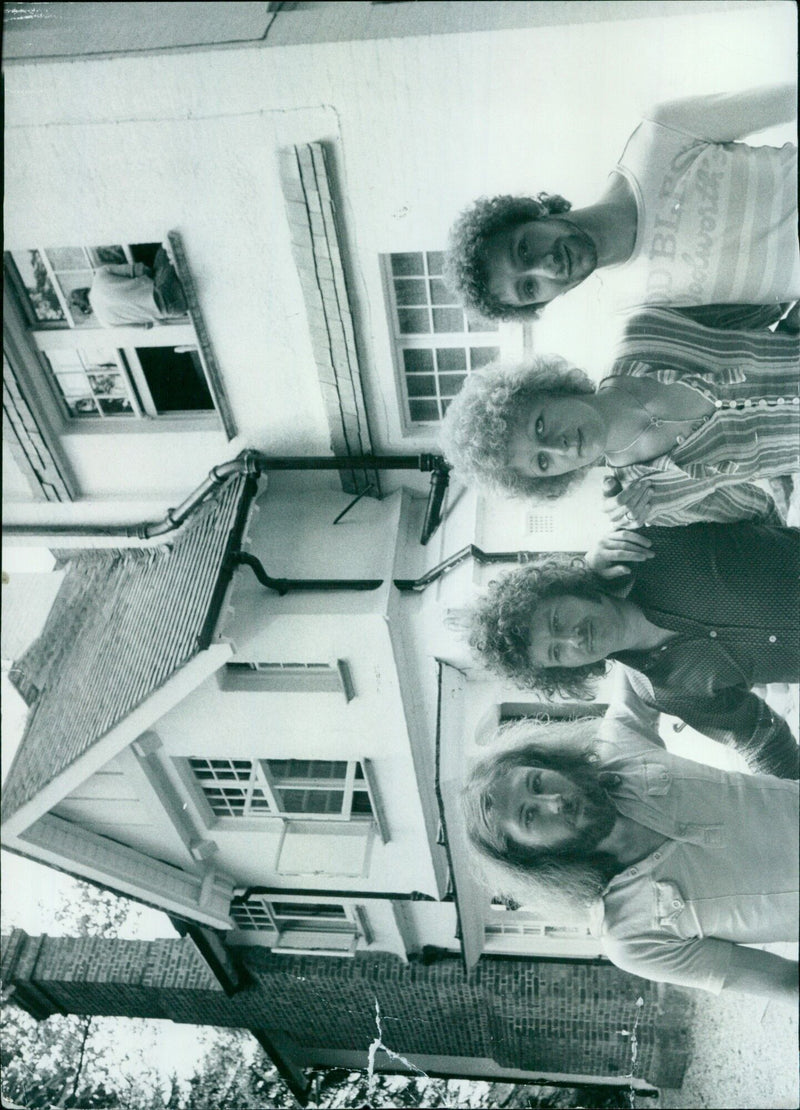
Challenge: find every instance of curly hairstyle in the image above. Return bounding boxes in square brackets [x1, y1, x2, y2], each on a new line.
[461, 718, 616, 909]
[468, 556, 610, 698]
[444, 193, 573, 321]
[439, 355, 596, 500]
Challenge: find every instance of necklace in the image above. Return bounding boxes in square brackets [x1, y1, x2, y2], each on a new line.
[604, 383, 711, 461]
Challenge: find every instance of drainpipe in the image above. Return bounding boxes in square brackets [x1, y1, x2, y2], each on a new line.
[3, 450, 450, 546]
[393, 545, 543, 592]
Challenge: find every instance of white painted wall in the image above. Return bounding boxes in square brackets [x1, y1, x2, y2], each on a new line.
[154, 634, 439, 895]
[4, 2, 794, 509]
[51, 748, 193, 870]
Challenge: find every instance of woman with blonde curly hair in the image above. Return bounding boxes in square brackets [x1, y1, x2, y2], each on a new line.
[440, 305, 799, 527]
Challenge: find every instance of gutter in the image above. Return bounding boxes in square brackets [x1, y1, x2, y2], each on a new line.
[4, 449, 450, 545]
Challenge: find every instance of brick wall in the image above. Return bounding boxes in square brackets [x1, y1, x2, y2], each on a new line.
[1, 931, 692, 1085]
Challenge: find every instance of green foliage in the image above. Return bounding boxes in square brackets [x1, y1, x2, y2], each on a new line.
[182, 1029, 279, 1110]
[51, 880, 143, 940]
[1, 880, 158, 1110]
[0, 1002, 168, 1109]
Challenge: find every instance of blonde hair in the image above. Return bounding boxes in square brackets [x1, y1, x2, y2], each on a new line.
[461, 718, 612, 912]
[439, 354, 596, 498]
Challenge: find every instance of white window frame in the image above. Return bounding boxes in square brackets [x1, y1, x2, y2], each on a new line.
[31, 327, 212, 424]
[9, 243, 141, 329]
[5, 243, 220, 432]
[183, 757, 377, 826]
[219, 660, 355, 701]
[483, 906, 596, 956]
[380, 252, 509, 434]
[229, 894, 369, 956]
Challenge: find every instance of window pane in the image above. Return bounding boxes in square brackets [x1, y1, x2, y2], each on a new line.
[97, 395, 135, 416]
[307, 760, 346, 779]
[277, 789, 344, 814]
[470, 346, 500, 369]
[438, 373, 467, 398]
[53, 271, 95, 307]
[352, 790, 373, 816]
[397, 308, 430, 334]
[87, 371, 125, 400]
[46, 349, 84, 372]
[402, 349, 434, 374]
[426, 251, 445, 276]
[205, 787, 246, 815]
[435, 348, 466, 372]
[135, 347, 213, 413]
[429, 278, 457, 306]
[406, 374, 436, 398]
[52, 372, 88, 398]
[190, 757, 251, 780]
[48, 369, 95, 418]
[409, 399, 440, 422]
[67, 396, 101, 418]
[9, 250, 66, 323]
[432, 307, 465, 333]
[390, 252, 424, 277]
[268, 759, 347, 781]
[45, 247, 90, 271]
[272, 903, 347, 919]
[129, 243, 163, 269]
[394, 278, 428, 306]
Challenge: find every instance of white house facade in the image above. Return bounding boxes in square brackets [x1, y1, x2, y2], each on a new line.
[2, 1, 795, 1080]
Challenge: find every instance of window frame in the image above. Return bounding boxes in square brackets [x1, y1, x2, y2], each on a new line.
[3, 244, 223, 435]
[182, 756, 380, 828]
[219, 659, 355, 701]
[379, 252, 511, 434]
[228, 893, 370, 956]
[483, 905, 598, 956]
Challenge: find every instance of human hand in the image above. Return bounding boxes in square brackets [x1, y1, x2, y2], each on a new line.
[602, 476, 653, 527]
[586, 528, 654, 579]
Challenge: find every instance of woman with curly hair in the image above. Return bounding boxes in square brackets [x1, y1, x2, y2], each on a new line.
[440, 305, 799, 527]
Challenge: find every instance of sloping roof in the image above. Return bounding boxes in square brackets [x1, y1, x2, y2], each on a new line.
[2, 474, 252, 821]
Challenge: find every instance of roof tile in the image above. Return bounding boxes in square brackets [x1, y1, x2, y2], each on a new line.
[2, 475, 250, 821]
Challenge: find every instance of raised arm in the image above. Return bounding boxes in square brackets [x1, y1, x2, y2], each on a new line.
[586, 526, 654, 582]
[647, 85, 797, 142]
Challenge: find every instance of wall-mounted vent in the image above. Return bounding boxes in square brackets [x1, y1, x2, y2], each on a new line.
[525, 512, 554, 535]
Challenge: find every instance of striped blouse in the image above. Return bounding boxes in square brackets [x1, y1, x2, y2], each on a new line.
[601, 307, 799, 526]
